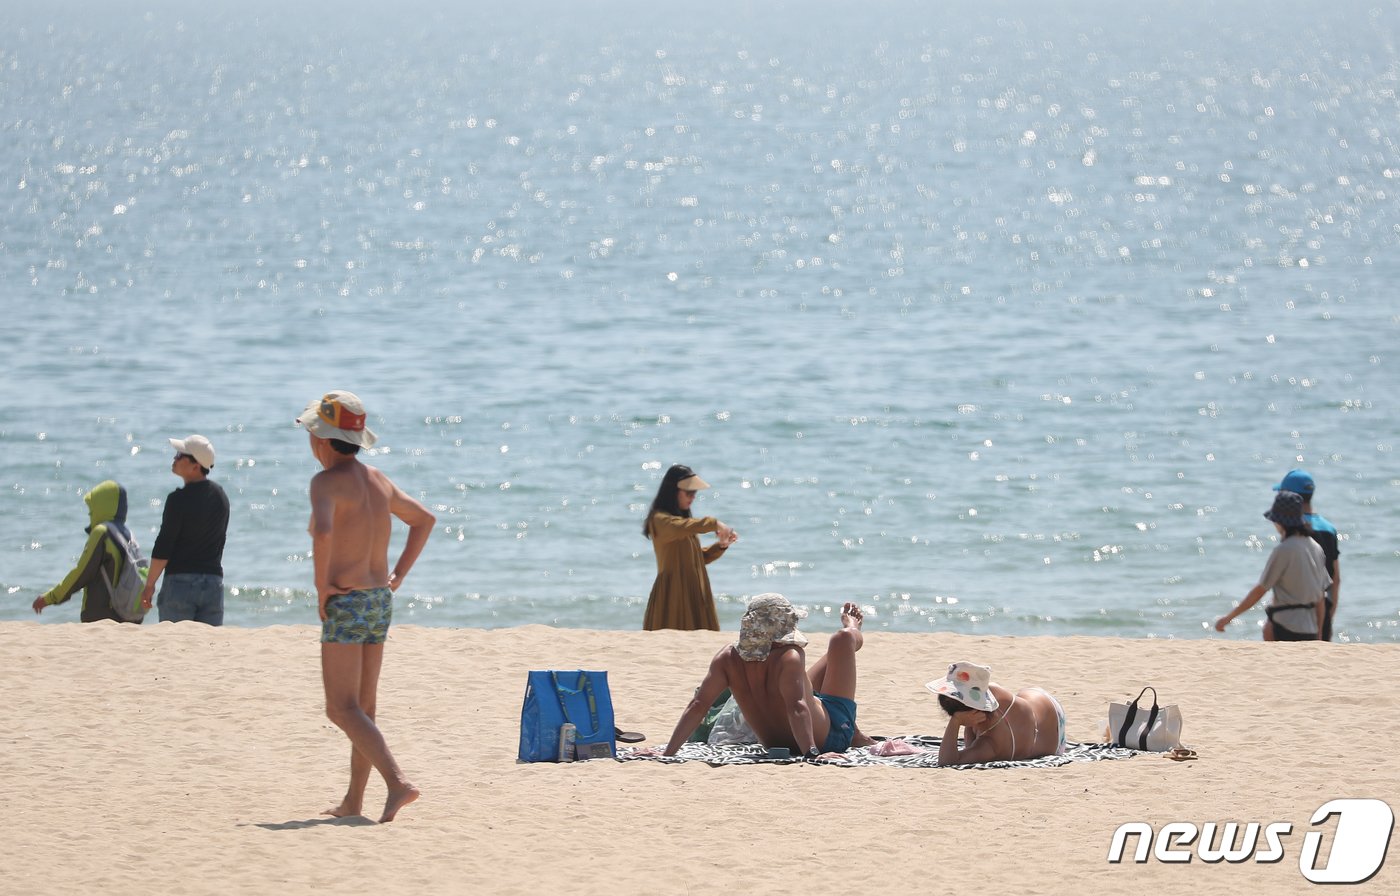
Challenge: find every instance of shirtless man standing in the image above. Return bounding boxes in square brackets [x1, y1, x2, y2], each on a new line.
[659, 593, 871, 760]
[297, 390, 435, 823]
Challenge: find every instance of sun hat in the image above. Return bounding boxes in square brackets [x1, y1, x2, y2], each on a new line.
[1273, 469, 1315, 496]
[926, 662, 999, 712]
[674, 465, 710, 492]
[1264, 490, 1306, 528]
[169, 434, 215, 469]
[736, 593, 808, 662]
[296, 390, 378, 448]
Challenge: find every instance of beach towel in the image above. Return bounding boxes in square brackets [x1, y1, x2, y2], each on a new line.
[617, 735, 1144, 769]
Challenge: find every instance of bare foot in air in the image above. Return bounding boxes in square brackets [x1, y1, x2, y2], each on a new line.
[841, 602, 864, 630]
[322, 797, 364, 819]
[380, 784, 421, 823]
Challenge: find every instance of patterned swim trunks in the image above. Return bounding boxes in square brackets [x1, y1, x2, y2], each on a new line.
[321, 587, 393, 644]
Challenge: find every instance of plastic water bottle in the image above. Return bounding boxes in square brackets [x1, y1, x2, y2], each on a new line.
[557, 723, 577, 762]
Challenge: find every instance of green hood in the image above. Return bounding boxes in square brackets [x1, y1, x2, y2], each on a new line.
[84, 480, 129, 533]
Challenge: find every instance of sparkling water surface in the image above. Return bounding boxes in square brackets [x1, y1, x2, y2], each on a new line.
[2, 1, 1397, 639]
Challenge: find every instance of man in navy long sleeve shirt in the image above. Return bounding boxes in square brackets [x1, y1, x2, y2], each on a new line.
[140, 434, 230, 625]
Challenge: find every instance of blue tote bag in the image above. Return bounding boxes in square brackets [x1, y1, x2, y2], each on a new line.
[518, 670, 617, 762]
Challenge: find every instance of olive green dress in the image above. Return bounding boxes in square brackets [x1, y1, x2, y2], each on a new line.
[642, 512, 728, 631]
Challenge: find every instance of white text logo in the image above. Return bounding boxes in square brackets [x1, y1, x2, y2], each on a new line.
[1107, 798, 1394, 884]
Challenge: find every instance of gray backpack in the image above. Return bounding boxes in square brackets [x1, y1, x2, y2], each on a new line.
[101, 522, 150, 622]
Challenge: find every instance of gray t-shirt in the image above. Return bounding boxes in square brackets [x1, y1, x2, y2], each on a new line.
[1259, 534, 1332, 634]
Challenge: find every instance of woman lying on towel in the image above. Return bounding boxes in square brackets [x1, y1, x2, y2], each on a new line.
[927, 662, 1067, 764]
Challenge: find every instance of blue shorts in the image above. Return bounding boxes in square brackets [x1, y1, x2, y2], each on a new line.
[321, 587, 393, 644]
[815, 692, 858, 754]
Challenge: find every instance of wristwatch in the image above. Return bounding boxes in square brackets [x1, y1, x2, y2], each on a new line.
[804, 746, 821, 762]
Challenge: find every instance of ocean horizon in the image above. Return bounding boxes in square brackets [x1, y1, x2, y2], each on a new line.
[3, 0, 1396, 640]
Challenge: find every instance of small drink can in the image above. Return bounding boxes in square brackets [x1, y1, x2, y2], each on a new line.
[557, 723, 577, 762]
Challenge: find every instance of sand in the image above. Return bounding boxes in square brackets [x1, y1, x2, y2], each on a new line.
[3, 619, 1396, 895]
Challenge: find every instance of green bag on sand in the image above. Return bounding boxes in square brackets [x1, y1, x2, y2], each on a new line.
[688, 689, 733, 743]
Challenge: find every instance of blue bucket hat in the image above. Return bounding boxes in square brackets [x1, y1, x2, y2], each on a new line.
[1273, 469, 1315, 496]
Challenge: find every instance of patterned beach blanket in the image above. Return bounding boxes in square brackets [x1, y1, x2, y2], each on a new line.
[618, 735, 1144, 769]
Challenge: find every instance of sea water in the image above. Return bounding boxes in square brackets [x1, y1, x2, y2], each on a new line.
[2, 0, 1397, 640]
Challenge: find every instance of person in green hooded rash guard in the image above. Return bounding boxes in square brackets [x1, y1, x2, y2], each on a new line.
[33, 480, 143, 623]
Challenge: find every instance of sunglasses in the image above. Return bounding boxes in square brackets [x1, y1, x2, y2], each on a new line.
[318, 396, 367, 432]
[174, 453, 195, 463]
[680, 489, 698, 497]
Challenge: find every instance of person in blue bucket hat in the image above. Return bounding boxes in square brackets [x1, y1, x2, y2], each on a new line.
[1215, 490, 1331, 641]
[1274, 469, 1342, 640]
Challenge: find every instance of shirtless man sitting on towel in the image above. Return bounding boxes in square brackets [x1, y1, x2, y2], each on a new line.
[656, 593, 872, 761]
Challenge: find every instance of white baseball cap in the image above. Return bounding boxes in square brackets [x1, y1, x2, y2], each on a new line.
[169, 434, 216, 469]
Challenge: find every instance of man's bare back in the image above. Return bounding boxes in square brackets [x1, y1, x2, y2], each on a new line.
[715, 645, 830, 752]
[310, 459, 396, 595]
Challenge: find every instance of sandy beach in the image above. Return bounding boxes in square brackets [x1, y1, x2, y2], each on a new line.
[3, 619, 1395, 895]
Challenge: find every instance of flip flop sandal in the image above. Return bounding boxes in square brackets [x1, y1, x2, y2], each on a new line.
[615, 726, 646, 744]
[1166, 747, 1198, 761]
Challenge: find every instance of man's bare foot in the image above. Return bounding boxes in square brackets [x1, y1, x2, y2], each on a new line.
[851, 728, 876, 748]
[322, 797, 364, 818]
[379, 784, 420, 823]
[841, 602, 864, 630]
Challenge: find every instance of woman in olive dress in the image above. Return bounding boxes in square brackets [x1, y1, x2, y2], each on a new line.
[641, 464, 737, 631]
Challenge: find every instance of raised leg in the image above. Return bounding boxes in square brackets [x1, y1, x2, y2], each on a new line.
[810, 602, 863, 699]
[808, 603, 873, 747]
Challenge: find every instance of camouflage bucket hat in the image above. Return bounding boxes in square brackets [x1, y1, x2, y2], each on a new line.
[736, 593, 808, 662]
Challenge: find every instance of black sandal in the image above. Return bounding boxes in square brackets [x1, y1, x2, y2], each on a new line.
[615, 726, 646, 744]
